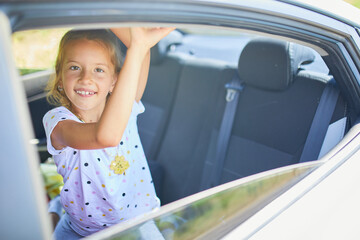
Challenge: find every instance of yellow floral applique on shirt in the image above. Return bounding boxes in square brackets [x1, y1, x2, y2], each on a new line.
[110, 155, 130, 175]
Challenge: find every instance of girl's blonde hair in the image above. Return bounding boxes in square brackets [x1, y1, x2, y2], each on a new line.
[46, 29, 124, 108]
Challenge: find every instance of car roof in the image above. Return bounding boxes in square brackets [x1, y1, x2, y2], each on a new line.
[2, 0, 360, 29]
[201, 0, 360, 27]
[284, 0, 360, 27]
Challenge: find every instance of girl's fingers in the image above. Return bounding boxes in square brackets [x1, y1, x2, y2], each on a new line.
[130, 27, 176, 49]
[149, 27, 176, 47]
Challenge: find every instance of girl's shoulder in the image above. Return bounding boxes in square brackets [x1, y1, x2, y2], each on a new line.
[46, 106, 72, 115]
[42, 106, 79, 155]
[43, 106, 79, 124]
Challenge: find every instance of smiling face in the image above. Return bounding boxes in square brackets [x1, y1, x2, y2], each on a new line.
[60, 38, 117, 120]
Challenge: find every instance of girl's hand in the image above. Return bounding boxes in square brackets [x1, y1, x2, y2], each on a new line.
[129, 27, 176, 51]
[110, 27, 176, 50]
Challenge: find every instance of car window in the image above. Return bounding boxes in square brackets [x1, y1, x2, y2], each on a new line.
[88, 162, 321, 239]
[176, 28, 329, 73]
[12, 28, 68, 75]
[18, 25, 346, 239]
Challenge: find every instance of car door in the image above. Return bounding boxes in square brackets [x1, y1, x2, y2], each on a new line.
[0, 12, 51, 240]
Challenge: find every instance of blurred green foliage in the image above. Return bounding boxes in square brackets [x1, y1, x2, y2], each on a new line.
[19, 69, 45, 76]
[12, 28, 69, 75]
[345, 0, 360, 8]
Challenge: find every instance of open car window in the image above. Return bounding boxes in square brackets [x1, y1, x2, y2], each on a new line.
[12, 28, 68, 75]
[3, 0, 360, 239]
[14, 23, 351, 240]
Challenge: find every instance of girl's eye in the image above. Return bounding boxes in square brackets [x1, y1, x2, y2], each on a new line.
[95, 68, 104, 73]
[70, 66, 80, 70]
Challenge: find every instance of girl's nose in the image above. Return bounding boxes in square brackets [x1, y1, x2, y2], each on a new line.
[79, 69, 93, 83]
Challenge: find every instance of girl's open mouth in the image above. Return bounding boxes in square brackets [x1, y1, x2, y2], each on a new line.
[75, 90, 96, 96]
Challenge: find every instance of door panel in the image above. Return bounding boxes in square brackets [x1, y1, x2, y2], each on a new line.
[0, 12, 51, 240]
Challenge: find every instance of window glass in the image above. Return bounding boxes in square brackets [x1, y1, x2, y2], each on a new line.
[176, 28, 329, 73]
[98, 163, 320, 239]
[18, 25, 337, 239]
[12, 28, 69, 75]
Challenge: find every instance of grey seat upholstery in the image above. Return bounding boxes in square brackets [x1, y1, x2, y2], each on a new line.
[140, 37, 347, 204]
[153, 57, 231, 204]
[208, 38, 347, 184]
[138, 30, 183, 161]
[137, 31, 184, 197]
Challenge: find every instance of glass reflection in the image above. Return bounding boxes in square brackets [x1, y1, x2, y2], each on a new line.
[103, 163, 320, 240]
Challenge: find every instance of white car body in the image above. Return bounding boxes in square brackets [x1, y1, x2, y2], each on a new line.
[1, 0, 360, 239]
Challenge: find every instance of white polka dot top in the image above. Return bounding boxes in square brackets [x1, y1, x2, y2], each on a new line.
[43, 101, 160, 236]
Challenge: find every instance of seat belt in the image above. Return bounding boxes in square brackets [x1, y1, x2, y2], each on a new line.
[299, 79, 340, 162]
[203, 73, 243, 189]
[318, 116, 347, 158]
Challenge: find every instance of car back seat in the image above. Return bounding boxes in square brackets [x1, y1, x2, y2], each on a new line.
[138, 31, 183, 161]
[152, 55, 232, 204]
[201, 38, 347, 187]
[137, 31, 184, 197]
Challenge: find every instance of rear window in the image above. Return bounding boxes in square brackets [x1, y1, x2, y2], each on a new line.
[12, 28, 68, 75]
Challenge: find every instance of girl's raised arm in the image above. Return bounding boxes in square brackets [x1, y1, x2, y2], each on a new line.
[111, 27, 150, 102]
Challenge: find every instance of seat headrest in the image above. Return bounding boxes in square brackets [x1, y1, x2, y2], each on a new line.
[238, 38, 315, 91]
[151, 30, 183, 64]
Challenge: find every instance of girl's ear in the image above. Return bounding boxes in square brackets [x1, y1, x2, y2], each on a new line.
[110, 75, 117, 93]
[57, 80, 64, 92]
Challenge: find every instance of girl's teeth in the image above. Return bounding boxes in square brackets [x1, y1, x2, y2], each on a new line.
[76, 90, 94, 95]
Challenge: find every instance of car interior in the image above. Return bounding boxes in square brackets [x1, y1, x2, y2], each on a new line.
[22, 28, 349, 206]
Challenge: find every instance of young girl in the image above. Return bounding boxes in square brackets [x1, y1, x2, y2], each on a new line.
[43, 27, 174, 239]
